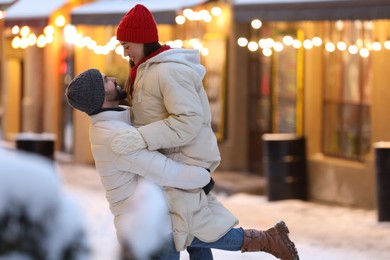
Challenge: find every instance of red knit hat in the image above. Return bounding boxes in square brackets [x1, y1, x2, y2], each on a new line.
[116, 4, 159, 43]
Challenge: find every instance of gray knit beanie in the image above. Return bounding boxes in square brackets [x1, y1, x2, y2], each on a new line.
[65, 69, 105, 116]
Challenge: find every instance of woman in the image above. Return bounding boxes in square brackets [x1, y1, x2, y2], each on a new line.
[115, 4, 299, 260]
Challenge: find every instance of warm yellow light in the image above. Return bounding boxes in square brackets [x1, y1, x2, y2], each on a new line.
[264, 38, 274, 48]
[37, 35, 47, 48]
[0, 11, 4, 20]
[201, 47, 209, 56]
[20, 26, 30, 37]
[211, 7, 222, 16]
[27, 33, 37, 46]
[325, 42, 336, 52]
[87, 40, 97, 50]
[237, 37, 248, 47]
[303, 39, 313, 49]
[283, 36, 293, 46]
[203, 13, 212, 23]
[292, 39, 302, 49]
[248, 41, 259, 52]
[45, 34, 54, 44]
[273, 42, 284, 52]
[251, 19, 262, 29]
[173, 39, 183, 48]
[262, 48, 272, 57]
[12, 36, 21, 48]
[372, 41, 382, 51]
[183, 9, 193, 18]
[258, 39, 266, 48]
[44, 25, 55, 35]
[20, 37, 29, 49]
[384, 40, 390, 50]
[336, 41, 347, 51]
[11, 25, 20, 35]
[115, 45, 124, 55]
[175, 15, 186, 25]
[359, 48, 370, 57]
[55, 15, 66, 27]
[312, 36, 322, 46]
[348, 45, 358, 55]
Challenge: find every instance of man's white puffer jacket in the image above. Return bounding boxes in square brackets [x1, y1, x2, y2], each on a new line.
[88, 108, 211, 258]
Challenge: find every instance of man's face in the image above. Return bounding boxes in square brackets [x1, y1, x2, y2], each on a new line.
[102, 74, 127, 101]
[120, 41, 144, 65]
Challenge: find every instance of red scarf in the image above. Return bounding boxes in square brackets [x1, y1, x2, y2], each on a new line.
[129, 45, 171, 87]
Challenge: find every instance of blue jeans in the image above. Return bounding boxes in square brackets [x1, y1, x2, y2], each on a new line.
[156, 228, 244, 260]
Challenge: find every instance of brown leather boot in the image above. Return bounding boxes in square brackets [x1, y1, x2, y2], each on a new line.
[241, 221, 299, 260]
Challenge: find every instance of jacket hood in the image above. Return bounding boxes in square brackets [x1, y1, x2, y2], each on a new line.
[146, 48, 206, 80]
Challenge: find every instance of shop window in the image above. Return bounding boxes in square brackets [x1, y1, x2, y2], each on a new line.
[322, 21, 372, 161]
[272, 29, 304, 134]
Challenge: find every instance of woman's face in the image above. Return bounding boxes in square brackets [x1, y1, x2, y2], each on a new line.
[121, 41, 144, 65]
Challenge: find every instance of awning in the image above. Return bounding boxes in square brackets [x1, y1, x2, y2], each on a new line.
[0, 0, 15, 10]
[234, 0, 390, 22]
[5, 0, 67, 27]
[71, 0, 205, 25]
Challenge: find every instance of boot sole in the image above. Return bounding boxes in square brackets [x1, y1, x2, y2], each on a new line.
[275, 221, 300, 260]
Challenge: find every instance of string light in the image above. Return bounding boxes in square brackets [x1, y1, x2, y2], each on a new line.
[251, 19, 262, 29]
[248, 41, 259, 51]
[237, 37, 248, 47]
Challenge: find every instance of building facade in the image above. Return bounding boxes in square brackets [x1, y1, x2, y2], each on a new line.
[1, 0, 390, 208]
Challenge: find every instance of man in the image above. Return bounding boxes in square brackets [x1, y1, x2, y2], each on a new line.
[65, 68, 299, 260]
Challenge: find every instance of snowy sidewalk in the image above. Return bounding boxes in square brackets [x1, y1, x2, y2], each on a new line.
[57, 162, 390, 260]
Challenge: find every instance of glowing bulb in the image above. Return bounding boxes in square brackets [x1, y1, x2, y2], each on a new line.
[312, 36, 322, 46]
[27, 33, 37, 46]
[237, 37, 248, 47]
[55, 15, 66, 27]
[283, 36, 293, 46]
[264, 38, 274, 48]
[384, 40, 390, 50]
[44, 25, 55, 35]
[325, 42, 336, 52]
[20, 26, 30, 37]
[37, 35, 47, 48]
[248, 41, 259, 51]
[251, 19, 262, 29]
[348, 45, 358, 55]
[201, 48, 209, 56]
[292, 39, 302, 49]
[273, 42, 284, 52]
[12, 36, 21, 48]
[371, 41, 382, 51]
[336, 41, 347, 51]
[183, 9, 193, 18]
[211, 7, 222, 16]
[303, 39, 313, 49]
[262, 48, 272, 56]
[359, 48, 369, 57]
[11, 26, 20, 35]
[20, 37, 29, 49]
[175, 15, 186, 25]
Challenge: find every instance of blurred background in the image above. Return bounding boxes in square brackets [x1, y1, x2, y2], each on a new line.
[1, 0, 390, 259]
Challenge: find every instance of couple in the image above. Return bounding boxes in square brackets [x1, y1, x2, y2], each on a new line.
[65, 4, 299, 260]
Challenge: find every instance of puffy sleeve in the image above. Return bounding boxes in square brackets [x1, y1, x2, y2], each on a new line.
[113, 149, 210, 189]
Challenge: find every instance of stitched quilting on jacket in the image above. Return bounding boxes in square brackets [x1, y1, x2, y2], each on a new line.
[124, 48, 238, 250]
[88, 108, 219, 255]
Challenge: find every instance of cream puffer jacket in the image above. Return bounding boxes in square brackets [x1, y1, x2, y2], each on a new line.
[88, 108, 215, 255]
[132, 48, 221, 173]
[123, 48, 238, 250]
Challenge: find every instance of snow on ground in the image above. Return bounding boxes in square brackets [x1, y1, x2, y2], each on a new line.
[57, 162, 390, 260]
